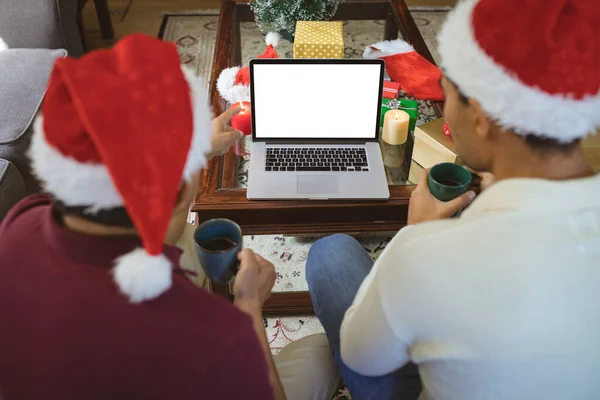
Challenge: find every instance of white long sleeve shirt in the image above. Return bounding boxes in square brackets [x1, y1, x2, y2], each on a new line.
[340, 174, 600, 400]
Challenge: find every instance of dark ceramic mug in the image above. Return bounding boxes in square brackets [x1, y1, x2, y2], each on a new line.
[194, 218, 243, 284]
[428, 162, 472, 202]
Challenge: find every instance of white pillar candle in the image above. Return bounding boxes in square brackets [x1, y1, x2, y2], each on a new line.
[382, 110, 410, 145]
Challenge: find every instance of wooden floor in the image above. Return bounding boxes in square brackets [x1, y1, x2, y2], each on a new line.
[82, 0, 220, 50]
[82, 0, 457, 49]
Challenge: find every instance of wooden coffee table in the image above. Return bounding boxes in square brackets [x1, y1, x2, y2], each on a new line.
[195, 0, 444, 315]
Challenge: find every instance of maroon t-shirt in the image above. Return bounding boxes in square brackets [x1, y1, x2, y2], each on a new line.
[0, 195, 274, 400]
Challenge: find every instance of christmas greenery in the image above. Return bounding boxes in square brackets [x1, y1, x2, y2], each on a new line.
[251, 0, 343, 36]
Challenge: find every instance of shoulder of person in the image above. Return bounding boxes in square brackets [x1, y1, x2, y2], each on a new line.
[0, 194, 52, 233]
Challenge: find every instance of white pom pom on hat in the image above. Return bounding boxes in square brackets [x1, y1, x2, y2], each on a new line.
[265, 32, 281, 47]
[113, 249, 172, 304]
[0, 37, 8, 52]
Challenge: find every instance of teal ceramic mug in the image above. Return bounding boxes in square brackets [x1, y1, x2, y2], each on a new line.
[428, 162, 472, 202]
[194, 218, 243, 284]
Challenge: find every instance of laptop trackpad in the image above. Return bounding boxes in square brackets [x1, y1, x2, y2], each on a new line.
[297, 176, 338, 194]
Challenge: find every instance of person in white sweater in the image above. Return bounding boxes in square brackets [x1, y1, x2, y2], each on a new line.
[306, 0, 600, 399]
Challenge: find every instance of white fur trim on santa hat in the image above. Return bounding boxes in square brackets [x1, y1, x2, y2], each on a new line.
[30, 116, 124, 209]
[217, 66, 250, 104]
[438, 0, 600, 142]
[180, 66, 213, 179]
[113, 248, 172, 303]
[265, 32, 281, 47]
[363, 39, 414, 59]
[0, 37, 8, 51]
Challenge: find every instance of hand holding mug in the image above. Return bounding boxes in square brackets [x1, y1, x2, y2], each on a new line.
[408, 164, 476, 225]
[233, 249, 276, 309]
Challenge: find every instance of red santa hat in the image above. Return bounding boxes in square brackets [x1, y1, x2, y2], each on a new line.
[438, 0, 600, 142]
[217, 32, 280, 104]
[363, 39, 445, 101]
[29, 34, 212, 303]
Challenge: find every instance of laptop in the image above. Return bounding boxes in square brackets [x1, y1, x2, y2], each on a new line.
[247, 59, 390, 200]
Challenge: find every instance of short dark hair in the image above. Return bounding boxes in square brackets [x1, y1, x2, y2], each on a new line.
[521, 134, 580, 153]
[53, 185, 185, 228]
[448, 79, 580, 153]
[54, 200, 134, 228]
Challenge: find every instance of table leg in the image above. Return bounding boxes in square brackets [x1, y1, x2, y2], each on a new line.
[384, 12, 400, 41]
[93, 0, 115, 40]
[77, 0, 90, 52]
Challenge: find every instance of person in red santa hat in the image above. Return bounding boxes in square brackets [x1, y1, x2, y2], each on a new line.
[0, 34, 342, 400]
[305, 1, 600, 399]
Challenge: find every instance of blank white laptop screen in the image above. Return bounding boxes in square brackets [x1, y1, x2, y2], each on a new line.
[252, 63, 382, 139]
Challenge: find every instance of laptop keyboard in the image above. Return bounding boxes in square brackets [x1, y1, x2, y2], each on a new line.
[265, 147, 369, 172]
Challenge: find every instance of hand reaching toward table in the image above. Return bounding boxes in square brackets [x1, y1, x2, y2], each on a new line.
[207, 107, 243, 159]
[234, 249, 276, 308]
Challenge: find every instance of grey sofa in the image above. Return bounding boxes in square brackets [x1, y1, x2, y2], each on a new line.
[0, 0, 84, 219]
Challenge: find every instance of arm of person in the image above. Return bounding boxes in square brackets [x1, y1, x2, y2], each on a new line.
[207, 107, 243, 159]
[235, 299, 286, 400]
[234, 250, 286, 400]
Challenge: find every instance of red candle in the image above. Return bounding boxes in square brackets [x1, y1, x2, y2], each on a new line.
[231, 101, 252, 136]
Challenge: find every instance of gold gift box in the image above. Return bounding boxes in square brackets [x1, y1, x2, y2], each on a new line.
[293, 21, 344, 59]
[412, 118, 462, 169]
[408, 160, 425, 185]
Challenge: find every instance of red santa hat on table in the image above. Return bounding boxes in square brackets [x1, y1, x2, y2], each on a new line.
[217, 32, 280, 103]
[29, 34, 212, 303]
[363, 39, 445, 101]
[438, 0, 600, 142]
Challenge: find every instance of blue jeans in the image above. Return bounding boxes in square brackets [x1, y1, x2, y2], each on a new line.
[306, 234, 422, 400]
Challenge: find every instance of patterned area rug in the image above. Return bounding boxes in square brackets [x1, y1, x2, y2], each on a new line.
[160, 11, 448, 399]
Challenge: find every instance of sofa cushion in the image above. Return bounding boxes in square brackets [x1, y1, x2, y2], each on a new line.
[0, 0, 83, 56]
[0, 48, 66, 193]
[0, 48, 66, 144]
[0, 159, 26, 220]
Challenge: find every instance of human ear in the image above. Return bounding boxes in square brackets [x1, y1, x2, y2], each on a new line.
[174, 172, 200, 213]
[468, 99, 492, 140]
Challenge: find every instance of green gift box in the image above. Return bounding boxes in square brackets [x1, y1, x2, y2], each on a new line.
[380, 99, 419, 131]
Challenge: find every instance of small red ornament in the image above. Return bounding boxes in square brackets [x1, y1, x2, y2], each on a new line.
[231, 101, 252, 136]
[442, 122, 452, 138]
